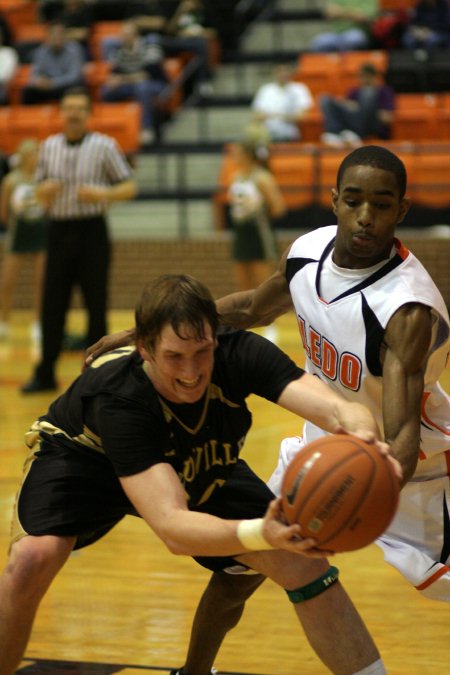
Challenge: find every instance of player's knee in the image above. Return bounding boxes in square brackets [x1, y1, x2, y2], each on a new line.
[5, 537, 71, 598]
[285, 565, 340, 604]
[210, 571, 264, 607]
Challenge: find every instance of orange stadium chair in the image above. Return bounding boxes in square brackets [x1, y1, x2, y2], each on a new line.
[8, 64, 31, 105]
[270, 151, 316, 209]
[83, 60, 112, 101]
[89, 102, 141, 155]
[300, 99, 323, 143]
[295, 52, 343, 96]
[391, 94, 440, 141]
[435, 93, 450, 141]
[317, 149, 348, 208]
[1, 0, 38, 40]
[89, 21, 122, 62]
[409, 150, 450, 208]
[8, 105, 55, 149]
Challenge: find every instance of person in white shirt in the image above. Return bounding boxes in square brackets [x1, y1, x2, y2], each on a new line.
[0, 41, 18, 104]
[251, 63, 313, 142]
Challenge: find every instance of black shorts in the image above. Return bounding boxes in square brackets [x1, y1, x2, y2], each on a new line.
[13, 437, 275, 571]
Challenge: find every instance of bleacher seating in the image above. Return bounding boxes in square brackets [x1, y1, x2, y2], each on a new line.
[0, 101, 141, 156]
[215, 141, 450, 227]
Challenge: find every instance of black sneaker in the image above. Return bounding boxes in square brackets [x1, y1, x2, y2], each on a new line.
[169, 669, 218, 674]
[20, 375, 57, 394]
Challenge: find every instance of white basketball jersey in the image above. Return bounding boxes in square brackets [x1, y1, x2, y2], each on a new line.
[287, 225, 450, 459]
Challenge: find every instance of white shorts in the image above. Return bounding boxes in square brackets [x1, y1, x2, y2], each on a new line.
[268, 437, 450, 602]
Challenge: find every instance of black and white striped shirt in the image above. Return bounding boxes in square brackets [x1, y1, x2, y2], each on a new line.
[36, 132, 133, 220]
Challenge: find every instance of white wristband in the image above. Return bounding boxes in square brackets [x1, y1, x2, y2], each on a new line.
[236, 518, 274, 551]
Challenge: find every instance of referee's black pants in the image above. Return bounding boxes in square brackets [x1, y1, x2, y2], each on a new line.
[35, 216, 110, 382]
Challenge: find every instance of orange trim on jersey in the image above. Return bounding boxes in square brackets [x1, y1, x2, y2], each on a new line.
[394, 238, 410, 261]
[445, 449, 450, 477]
[421, 391, 450, 437]
[415, 565, 450, 591]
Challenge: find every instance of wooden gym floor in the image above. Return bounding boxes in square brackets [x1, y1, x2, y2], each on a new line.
[1, 310, 449, 675]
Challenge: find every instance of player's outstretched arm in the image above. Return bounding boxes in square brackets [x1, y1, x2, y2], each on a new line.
[120, 463, 322, 557]
[216, 246, 293, 329]
[277, 372, 402, 483]
[382, 303, 432, 485]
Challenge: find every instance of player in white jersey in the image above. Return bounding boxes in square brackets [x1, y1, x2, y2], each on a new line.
[85, 146, 449, 673]
[216, 145, 450, 604]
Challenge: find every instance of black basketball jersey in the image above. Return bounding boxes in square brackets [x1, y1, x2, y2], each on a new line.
[34, 329, 303, 507]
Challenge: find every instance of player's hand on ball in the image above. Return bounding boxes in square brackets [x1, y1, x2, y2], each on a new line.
[263, 499, 331, 558]
[345, 431, 403, 484]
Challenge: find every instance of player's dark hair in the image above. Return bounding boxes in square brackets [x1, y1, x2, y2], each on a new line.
[336, 145, 407, 199]
[135, 274, 219, 351]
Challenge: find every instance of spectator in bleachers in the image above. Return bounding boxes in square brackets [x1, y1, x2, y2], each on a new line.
[164, 0, 217, 96]
[309, 0, 378, 52]
[0, 26, 18, 104]
[21, 22, 85, 105]
[250, 63, 313, 143]
[127, 0, 216, 97]
[319, 62, 395, 147]
[57, 0, 94, 59]
[401, 0, 450, 51]
[100, 20, 168, 145]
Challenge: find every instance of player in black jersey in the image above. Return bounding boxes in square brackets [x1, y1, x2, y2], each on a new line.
[0, 274, 397, 675]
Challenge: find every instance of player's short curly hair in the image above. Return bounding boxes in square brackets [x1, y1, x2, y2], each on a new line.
[135, 274, 219, 351]
[337, 145, 407, 199]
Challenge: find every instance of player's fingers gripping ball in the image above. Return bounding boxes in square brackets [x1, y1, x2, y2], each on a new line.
[281, 434, 400, 552]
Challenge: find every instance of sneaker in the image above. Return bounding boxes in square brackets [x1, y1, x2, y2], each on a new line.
[21, 375, 57, 394]
[140, 128, 155, 145]
[170, 669, 218, 675]
[0, 321, 9, 339]
[320, 132, 345, 147]
[340, 129, 362, 147]
[30, 321, 42, 343]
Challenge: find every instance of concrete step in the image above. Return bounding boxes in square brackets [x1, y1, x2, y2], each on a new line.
[241, 19, 332, 54]
[134, 151, 223, 192]
[163, 106, 253, 144]
[109, 199, 217, 240]
[212, 62, 274, 97]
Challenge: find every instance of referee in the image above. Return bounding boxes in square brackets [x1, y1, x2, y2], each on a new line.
[21, 87, 137, 393]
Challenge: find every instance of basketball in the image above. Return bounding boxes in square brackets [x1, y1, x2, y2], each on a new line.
[281, 435, 399, 553]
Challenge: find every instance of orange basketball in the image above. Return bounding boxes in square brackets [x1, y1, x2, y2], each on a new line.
[281, 435, 399, 553]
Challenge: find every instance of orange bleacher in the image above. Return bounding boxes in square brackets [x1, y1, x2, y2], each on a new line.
[0, 102, 141, 156]
[215, 140, 450, 223]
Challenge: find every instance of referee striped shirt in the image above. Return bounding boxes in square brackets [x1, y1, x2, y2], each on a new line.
[36, 132, 134, 220]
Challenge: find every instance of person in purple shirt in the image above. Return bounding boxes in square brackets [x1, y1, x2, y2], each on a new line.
[320, 63, 395, 147]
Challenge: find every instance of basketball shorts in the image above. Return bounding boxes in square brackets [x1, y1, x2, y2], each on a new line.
[268, 436, 450, 602]
[11, 436, 275, 572]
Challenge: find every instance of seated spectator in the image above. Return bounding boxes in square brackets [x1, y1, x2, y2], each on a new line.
[310, 0, 378, 52]
[56, 0, 94, 59]
[319, 63, 395, 147]
[164, 0, 217, 96]
[100, 20, 168, 145]
[0, 29, 18, 105]
[21, 22, 85, 105]
[251, 63, 313, 143]
[127, 0, 215, 97]
[401, 0, 450, 51]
